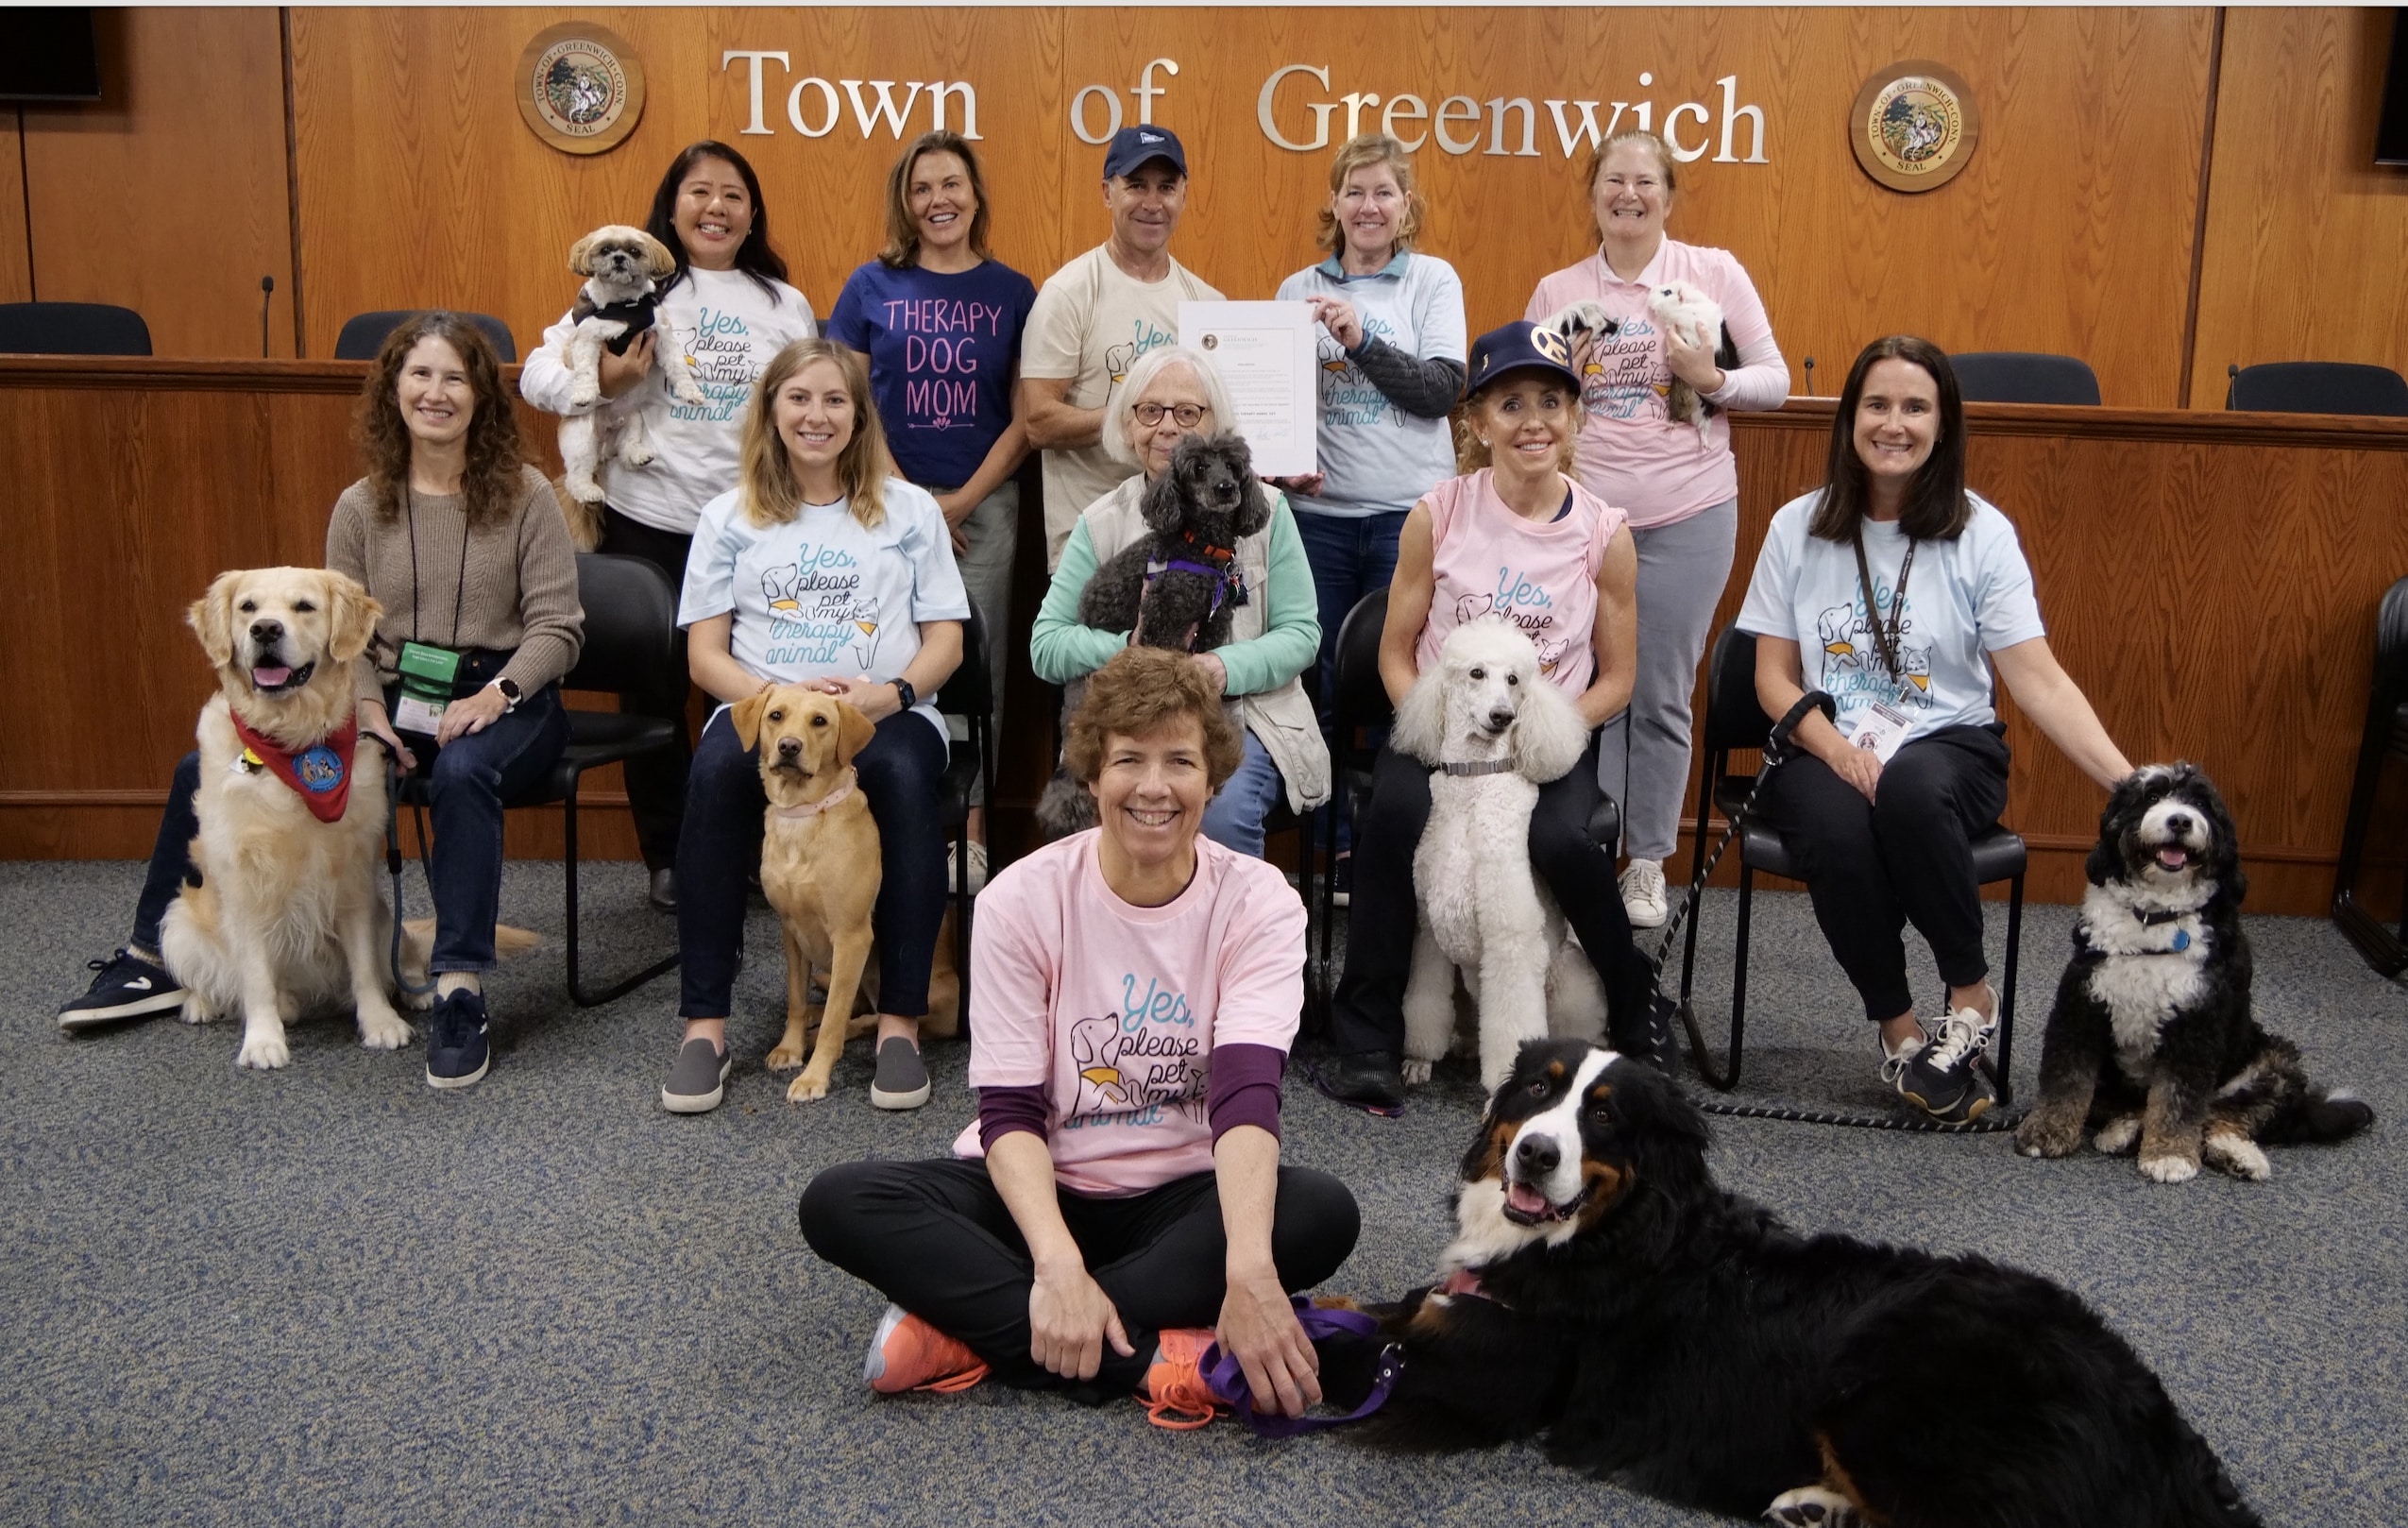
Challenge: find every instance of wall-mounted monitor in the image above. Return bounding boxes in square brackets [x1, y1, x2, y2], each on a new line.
[0, 8, 101, 103]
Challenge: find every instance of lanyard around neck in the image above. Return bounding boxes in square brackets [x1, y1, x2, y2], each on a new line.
[1850, 525, 1916, 686]
[406, 490, 472, 648]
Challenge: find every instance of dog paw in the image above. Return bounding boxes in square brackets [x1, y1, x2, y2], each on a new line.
[401, 986, 436, 1012]
[786, 1069, 833, 1103]
[621, 440, 657, 467]
[178, 994, 220, 1026]
[2092, 1114, 2143, 1155]
[356, 1004, 412, 1052]
[1399, 1058, 1433, 1087]
[764, 1040, 806, 1073]
[2204, 1132, 2271, 1181]
[568, 381, 601, 408]
[2139, 1153, 2199, 1184]
[1765, 1486, 1863, 1526]
[235, 1032, 291, 1071]
[2013, 1114, 2084, 1159]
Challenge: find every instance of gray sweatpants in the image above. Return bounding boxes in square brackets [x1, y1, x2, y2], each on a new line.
[1596, 497, 1738, 862]
[948, 480, 1018, 807]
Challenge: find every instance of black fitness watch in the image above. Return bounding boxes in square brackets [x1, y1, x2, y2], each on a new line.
[489, 677, 523, 712]
[890, 677, 917, 712]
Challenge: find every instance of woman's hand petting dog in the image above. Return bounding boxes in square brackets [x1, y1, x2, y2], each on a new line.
[597, 328, 654, 399]
[805, 673, 903, 722]
[1029, 1258, 1135, 1382]
[435, 684, 510, 746]
[1219, 1266, 1322, 1418]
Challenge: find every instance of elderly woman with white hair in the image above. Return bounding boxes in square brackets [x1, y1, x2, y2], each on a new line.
[1029, 346, 1330, 857]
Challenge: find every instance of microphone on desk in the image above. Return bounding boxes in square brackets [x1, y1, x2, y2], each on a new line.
[260, 276, 275, 359]
[1803, 356, 1816, 398]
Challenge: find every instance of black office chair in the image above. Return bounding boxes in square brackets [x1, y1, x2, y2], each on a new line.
[935, 602, 996, 1019]
[2226, 361, 2408, 417]
[396, 553, 680, 1006]
[0, 301, 152, 356]
[1677, 626, 2025, 1096]
[335, 310, 518, 364]
[1314, 587, 1621, 1014]
[2332, 573, 2408, 976]
[1950, 351, 2101, 406]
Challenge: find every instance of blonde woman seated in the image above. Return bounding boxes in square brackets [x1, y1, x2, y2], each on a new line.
[801, 646, 1360, 1428]
[1029, 346, 1329, 857]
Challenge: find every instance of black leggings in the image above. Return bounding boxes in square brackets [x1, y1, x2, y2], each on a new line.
[596, 507, 692, 873]
[1328, 738, 1656, 1061]
[1761, 724, 2011, 1024]
[799, 1158, 1360, 1400]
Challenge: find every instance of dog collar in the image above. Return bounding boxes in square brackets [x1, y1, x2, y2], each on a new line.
[1439, 758, 1518, 777]
[229, 714, 357, 823]
[2135, 908, 2188, 925]
[1177, 530, 1236, 565]
[772, 768, 856, 820]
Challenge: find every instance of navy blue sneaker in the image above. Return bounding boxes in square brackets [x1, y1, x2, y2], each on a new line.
[59, 948, 187, 1030]
[425, 989, 491, 1090]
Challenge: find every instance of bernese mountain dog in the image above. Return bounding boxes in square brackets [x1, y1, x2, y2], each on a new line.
[2015, 763, 2373, 1182]
[1348, 1041, 2260, 1527]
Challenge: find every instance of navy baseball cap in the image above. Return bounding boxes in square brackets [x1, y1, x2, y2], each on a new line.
[1102, 125, 1188, 182]
[1467, 320, 1583, 396]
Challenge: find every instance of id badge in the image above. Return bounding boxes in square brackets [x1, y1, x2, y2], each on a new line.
[393, 693, 447, 734]
[1846, 700, 1914, 764]
[395, 640, 462, 735]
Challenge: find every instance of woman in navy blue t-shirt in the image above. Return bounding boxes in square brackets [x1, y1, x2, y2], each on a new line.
[828, 131, 1037, 886]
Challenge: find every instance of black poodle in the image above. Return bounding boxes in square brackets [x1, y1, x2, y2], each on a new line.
[1036, 432, 1273, 840]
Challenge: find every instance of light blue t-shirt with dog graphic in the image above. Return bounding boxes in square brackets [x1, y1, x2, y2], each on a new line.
[679, 478, 970, 746]
[1737, 489, 2045, 747]
[1275, 252, 1468, 520]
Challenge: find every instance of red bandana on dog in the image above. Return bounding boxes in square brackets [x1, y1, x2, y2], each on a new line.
[230, 715, 358, 823]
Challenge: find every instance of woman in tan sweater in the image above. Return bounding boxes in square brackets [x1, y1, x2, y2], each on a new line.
[59, 314, 584, 1092]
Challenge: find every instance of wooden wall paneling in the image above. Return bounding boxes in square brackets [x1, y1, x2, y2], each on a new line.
[2189, 8, 2408, 400]
[20, 8, 297, 358]
[0, 110, 29, 305]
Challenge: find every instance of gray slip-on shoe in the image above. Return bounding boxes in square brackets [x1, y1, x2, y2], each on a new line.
[661, 1037, 731, 1113]
[869, 1037, 931, 1111]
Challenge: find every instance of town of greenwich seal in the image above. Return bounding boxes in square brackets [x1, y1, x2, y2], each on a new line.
[1850, 61, 1980, 193]
[516, 23, 646, 156]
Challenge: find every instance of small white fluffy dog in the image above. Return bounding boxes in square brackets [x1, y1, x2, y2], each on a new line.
[1391, 619, 1608, 1090]
[1645, 280, 1736, 444]
[557, 224, 708, 505]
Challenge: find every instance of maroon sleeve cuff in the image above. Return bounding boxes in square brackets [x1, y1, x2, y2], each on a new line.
[1208, 1043, 1287, 1146]
[978, 1084, 1050, 1153]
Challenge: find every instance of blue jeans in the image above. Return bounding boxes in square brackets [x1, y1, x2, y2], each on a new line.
[1293, 508, 1409, 719]
[1200, 731, 1286, 859]
[126, 686, 568, 973]
[676, 705, 949, 1020]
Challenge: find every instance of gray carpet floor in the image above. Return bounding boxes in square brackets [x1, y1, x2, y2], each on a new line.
[3, 859, 2400, 1526]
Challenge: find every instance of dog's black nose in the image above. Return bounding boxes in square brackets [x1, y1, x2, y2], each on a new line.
[249, 620, 283, 645]
[776, 738, 802, 759]
[1514, 1134, 1560, 1176]
[1487, 707, 1516, 731]
[2165, 811, 2193, 835]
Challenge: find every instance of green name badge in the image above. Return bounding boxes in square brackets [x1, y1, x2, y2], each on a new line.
[393, 641, 462, 734]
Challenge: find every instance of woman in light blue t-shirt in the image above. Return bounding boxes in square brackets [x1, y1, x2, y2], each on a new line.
[1737, 336, 2132, 1125]
[662, 338, 969, 1118]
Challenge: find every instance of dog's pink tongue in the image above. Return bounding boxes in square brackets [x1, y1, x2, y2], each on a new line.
[253, 666, 292, 688]
[1505, 1181, 1551, 1217]
[2158, 847, 2189, 868]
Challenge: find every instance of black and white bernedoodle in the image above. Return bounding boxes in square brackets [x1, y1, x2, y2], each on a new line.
[2014, 763, 2372, 1181]
[556, 224, 711, 507]
[1348, 1040, 2261, 1527]
[1035, 433, 1272, 839]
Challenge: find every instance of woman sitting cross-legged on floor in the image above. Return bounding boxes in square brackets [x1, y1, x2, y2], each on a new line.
[800, 646, 1361, 1427]
[660, 337, 968, 1116]
[1738, 335, 2133, 1123]
[1317, 320, 1656, 1112]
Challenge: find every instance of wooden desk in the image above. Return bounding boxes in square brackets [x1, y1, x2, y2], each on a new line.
[5, 359, 2405, 914]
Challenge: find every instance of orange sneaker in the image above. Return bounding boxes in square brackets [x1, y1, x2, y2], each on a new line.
[863, 1305, 989, 1395]
[1140, 1328, 1226, 1430]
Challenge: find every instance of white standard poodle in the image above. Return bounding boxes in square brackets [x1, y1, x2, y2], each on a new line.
[1390, 618, 1607, 1090]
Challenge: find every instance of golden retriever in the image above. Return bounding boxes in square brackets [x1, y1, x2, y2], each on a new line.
[733, 686, 958, 1103]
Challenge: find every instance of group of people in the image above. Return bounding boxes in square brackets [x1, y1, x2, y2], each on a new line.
[55, 121, 2141, 1423]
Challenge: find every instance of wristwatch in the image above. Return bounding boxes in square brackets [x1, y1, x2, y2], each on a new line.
[890, 677, 917, 712]
[489, 677, 523, 712]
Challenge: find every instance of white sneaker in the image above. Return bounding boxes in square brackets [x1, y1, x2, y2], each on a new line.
[1619, 858, 1669, 929]
[947, 840, 989, 894]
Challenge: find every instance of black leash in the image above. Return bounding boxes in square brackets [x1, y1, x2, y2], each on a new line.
[1638, 691, 2024, 1136]
[375, 745, 437, 999]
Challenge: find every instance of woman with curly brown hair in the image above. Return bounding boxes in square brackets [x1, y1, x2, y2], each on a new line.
[58, 314, 583, 1092]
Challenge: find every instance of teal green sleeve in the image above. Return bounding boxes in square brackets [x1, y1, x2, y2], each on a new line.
[1028, 518, 1132, 685]
[1214, 495, 1322, 697]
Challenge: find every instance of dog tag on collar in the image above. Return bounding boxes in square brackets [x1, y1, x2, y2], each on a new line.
[1845, 700, 1913, 764]
[2171, 929, 2191, 953]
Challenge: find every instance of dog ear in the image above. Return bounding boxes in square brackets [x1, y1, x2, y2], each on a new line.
[325, 572, 382, 664]
[835, 700, 877, 766]
[568, 230, 599, 276]
[1139, 467, 1186, 536]
[639, 229, 677, 279]
[1513, 675, 1590, 784]
[2087, 775, 2137, 886]
[1234, 467, 1276, 541]
[1390, 665, 1447, 765]
[729, 688, 771, 754]
[187, 572, 241, 671]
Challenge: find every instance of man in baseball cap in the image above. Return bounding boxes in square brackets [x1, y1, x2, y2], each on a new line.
[1019, 124, 1223, 569]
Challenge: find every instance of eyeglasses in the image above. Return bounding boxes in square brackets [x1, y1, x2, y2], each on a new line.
[1132, 401, 1207, 427]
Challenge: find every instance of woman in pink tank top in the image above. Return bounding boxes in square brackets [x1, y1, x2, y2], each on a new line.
[1317, 321, 1660, 1112]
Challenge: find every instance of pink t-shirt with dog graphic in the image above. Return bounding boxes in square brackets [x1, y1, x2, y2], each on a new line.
[1413, 468, 1626, 697]
[952, 829, 1306, 1197]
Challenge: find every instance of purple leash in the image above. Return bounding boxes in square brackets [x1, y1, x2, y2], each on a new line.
[1199, 1298, 1404, 1437]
